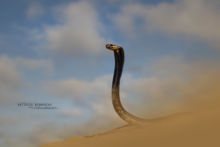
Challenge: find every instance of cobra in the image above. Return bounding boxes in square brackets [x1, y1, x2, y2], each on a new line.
[106, 44, 149, 124]
[106, 44, 178, 124]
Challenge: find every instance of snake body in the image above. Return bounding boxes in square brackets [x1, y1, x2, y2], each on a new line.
[105, 44, 183, 124]
[106, 44, 150, 124]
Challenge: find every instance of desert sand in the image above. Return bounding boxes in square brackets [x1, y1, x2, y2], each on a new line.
[41, 105, 220, 147]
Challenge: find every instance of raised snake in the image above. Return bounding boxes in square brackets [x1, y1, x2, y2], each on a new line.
[106, 44, 181, 124]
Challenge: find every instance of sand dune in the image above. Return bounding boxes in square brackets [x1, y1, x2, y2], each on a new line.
[41, 106, 220, 147]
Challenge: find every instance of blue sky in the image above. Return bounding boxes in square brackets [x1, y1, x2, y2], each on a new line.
[0, 0, 220, 147]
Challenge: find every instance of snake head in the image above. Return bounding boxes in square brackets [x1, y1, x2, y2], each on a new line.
[106, 44, 121, 51]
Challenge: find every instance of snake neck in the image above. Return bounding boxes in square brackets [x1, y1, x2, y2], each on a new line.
[112, 48, 146, 124]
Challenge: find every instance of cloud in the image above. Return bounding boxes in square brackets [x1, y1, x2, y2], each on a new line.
[0, 55, 22, 103]
[60, 108, 82, 117]
[0, 55, 21, 89]
[26, 2, 44, 20]
[0, 55, 56, 147]
[0, 134, 34, 147]
[44, 75, 111, 102]
[0, 117, 17, 126]
[43, 74, 117, 119]
[113, 0, 220, 48]
[15, 57, 54, 74]
[0, 55, 54, 103]
[42, 74, 124, 140]
[41, 1, 105, 56]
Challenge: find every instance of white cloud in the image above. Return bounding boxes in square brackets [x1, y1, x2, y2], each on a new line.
[43, 74, 120, 121]
[42, 1, 105, 55]
[114, 0, 220, 48]
[26, 2, 44, 20]
[15, 58, 54, 74]
[0, 55, 54, 103]
[60, 108, 82, 117]
[0, 55, 21, 89]
[44, 75, 111, 101]
[0, 55, 22, 103]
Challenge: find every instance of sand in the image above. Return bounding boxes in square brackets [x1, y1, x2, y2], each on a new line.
[41, 106, 220, 147]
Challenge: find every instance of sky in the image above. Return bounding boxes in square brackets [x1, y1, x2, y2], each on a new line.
[0, 0, 220, 147]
